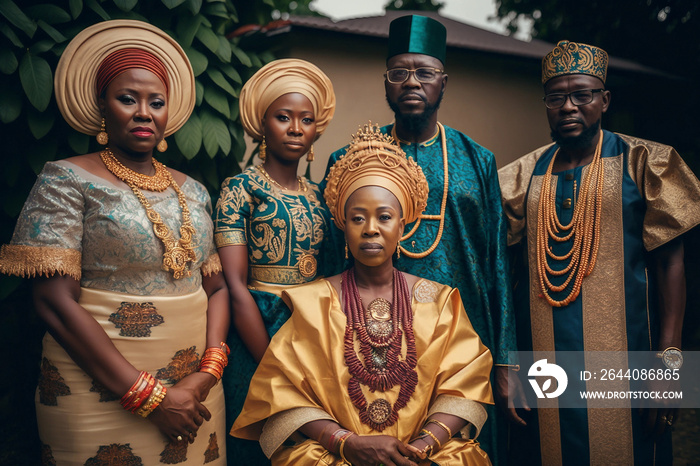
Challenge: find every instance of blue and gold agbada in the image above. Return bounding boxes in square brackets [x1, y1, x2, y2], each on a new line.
[542, 40, 608, 84]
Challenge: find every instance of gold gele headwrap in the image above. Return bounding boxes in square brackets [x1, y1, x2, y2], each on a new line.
[54, 19, 195, 137]
[324, 122, 429, 231]
[542, 40, 608, 84]
[239, 58, 336, 141]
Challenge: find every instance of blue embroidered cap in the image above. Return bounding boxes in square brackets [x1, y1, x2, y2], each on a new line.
[542, 40, 608, 84]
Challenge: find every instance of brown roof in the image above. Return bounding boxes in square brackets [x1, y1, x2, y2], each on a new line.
[287, 10, 670, 78]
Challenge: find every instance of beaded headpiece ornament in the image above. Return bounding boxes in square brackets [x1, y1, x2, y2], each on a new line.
[324, 122, 429, 231]
[542, 40, 608, 84]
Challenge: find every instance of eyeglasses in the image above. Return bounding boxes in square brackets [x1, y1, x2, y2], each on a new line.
[543, 89, 605, 109]
[384, 67, 444, 84]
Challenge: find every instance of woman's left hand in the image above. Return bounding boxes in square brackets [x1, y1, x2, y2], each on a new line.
[174, 371, 218, 403]
[343, 434, 417, 466]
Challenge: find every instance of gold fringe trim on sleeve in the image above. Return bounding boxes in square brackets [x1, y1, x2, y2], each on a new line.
[200, 252, 222, 277]
[427, 395, 488, 440]
[0, 244, 81, 280]
[260, 407, 334, 459]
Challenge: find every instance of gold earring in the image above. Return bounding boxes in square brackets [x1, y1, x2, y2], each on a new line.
[259, 136, 266, 161]
[306, 144, 314, 162]
[157, 139, 168, 152]
[344, 242, 348, 260]
[396, 241, 401, 259]
[96, 118, 108, 145]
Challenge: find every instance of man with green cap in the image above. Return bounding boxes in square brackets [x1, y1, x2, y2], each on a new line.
[499, 40, 700, 464]
[324, 14, 516, 465]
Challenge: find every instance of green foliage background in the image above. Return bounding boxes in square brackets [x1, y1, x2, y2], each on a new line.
[0, 0, 314, 463]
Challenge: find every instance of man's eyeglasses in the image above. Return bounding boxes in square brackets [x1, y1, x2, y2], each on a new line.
[543, 89, 605, 109]
[385, 67, 444, 84]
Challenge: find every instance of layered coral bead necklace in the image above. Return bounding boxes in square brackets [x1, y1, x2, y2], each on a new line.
[536, 131, 604, 306]
[341, 267, 418, 431]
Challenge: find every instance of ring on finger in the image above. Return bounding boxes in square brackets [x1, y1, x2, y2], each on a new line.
[176, 435, 183, 441]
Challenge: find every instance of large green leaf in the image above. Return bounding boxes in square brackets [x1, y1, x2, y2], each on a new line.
[231, 45, 252, 67]
[68, 0, 83, 19]
[201, 109, 230, 158]
[68, 131, 89, 155]
[37, 19, 67, 43]
[203, 85, 230, 118]
[86, 0, 110, 20]
[228, 95, 239, 121]
[218, 63, 241, 84]
[206, 68, 236, 97]
[29, 39, 55, 54]
[27, 108, 55, 139]
[161, 0, 186, 9]
[0, 88, 22, 123]
[216, 35, 231, 62]
[0, 0, 37, 37]
[203, 2, 228, 19]
[186, 0, 202, 15]
[174, 112, 202, 160]
[184, 46, 208, 77]
[195, 26, 219, 54]
[195, 79, 204, 106]
[176, 14, 202, 48]
[0, 22, 23, 47]
[0, 48, 18, 74]
[113, 0, 138, 12]
[25, 4, 72, 24]
[19, 53, 52, 111]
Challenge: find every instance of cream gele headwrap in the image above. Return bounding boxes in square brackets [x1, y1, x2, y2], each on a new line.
[239, 58, 336, 141]
[324, 122, 429, 231]
[54, 19, 195, 137]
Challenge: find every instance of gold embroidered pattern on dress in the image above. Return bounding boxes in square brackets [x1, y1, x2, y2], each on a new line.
[109, 302, 164, 338]
[414, 279, 439, 303]
[90, 379, 120, 402]
[155, 347, 200, 385]
[41, 443, 56, 466]
[38, 358, 71, 406]
[214, 230, 246, 247]
[159, 441, 187, 464]
[203, 433, 220, 463]
[0, 244, 81, 280]
[85, 443, 143, 465]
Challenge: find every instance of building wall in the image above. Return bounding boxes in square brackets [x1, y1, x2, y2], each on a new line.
[272, 29, 553, 182]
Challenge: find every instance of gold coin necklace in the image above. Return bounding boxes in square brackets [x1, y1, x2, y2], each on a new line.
[101, 149, 196, 279]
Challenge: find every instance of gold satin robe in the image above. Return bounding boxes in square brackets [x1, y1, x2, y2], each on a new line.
[231, 277, 494, 465]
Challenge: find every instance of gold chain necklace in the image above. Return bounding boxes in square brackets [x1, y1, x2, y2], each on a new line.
[393, 122, 448, 259]
[535, 131, 604, 307]
[101, 149, 196, 279]
[257, 164, 307, 192]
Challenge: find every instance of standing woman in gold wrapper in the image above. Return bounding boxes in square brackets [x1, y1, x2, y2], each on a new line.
[0, 20, 228, 464]
[212, 58, 336, 463]
[231, 124, 494, 466]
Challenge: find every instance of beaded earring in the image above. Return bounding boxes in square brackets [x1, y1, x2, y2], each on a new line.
[344, 242, 348, 260]
[96, 118, 108, 145]
[307, 144, 314, 162]
[157, 139, 168, 152]
[259, 136, 267, 162]
[396, 241, 401, 259]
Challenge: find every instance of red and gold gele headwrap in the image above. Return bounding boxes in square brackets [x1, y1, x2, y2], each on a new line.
[324, 122, 429, 231]
[96, 48, 169, 97]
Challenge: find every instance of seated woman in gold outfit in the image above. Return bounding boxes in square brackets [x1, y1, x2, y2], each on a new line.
[0, 20, 228, 464]
[231, 123, 494, 466]
[213, 58, 336, 463]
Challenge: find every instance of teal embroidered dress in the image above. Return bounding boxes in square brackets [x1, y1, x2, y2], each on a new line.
[214, 165, 332, 464]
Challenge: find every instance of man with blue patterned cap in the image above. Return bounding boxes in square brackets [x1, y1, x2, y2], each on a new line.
[324, 14, 516, 465]
[499, 40, 700, 465]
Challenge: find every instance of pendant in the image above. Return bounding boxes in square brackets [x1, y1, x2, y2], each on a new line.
[297, 253, 317, 278]
[367, 297, 391, 321]
[163, 246, 192, 279]
[367, 398, 392, 425]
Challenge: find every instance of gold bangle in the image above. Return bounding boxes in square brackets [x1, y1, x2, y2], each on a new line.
[494, 363, 521, 372]
[339, 432, 354, 464]
[426, 418, 452, 439]
[420, 428, 442, 449]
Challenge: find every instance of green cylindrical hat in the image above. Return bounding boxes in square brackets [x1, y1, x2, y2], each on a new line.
[387, 15, 447, 64]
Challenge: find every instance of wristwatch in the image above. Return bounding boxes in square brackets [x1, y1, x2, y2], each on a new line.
[656, 347, 683, 369]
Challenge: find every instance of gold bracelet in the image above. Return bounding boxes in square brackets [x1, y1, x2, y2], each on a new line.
[494, 363, 521, 372]
[338, 432, 354, 464]
[420, 428, 442, 449]
[426, 418, 452, 439]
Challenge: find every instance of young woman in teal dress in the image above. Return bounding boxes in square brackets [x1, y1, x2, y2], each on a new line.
[213, 58, 336, 464]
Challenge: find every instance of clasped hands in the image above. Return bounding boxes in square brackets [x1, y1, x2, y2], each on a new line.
[340, 434, 442, 466]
